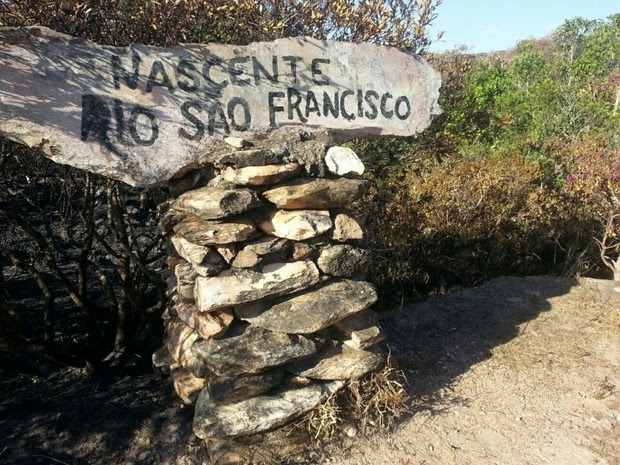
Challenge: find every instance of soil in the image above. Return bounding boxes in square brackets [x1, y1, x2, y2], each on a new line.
[1, 276, 619, 465]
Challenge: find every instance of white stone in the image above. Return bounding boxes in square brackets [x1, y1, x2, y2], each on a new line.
[325, 146, 365, 175]
[223, 136, 251, 149]
[258, 209, 332, 241]
[194, 260, 320, 312]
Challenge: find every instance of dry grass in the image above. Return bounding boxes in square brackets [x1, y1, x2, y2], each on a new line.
[303, 391, 343, 440]
[296, 353, 410, 442]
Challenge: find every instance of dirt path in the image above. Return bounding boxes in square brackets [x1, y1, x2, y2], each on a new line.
[1, 276, 618, 464]
[332, 277, 620, 465]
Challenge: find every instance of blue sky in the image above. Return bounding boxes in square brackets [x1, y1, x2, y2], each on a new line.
[428, 0, 619, 53]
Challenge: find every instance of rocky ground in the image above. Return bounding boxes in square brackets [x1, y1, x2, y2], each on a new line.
[1, 276, 618, 465]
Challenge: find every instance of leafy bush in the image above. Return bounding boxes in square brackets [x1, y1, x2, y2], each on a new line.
[360, 153, 605, 305]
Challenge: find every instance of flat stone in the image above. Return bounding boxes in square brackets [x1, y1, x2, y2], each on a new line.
[172, 187, 260, 220]
[317, 245, 371, 277]
[329, 209, 364, 242]
[235, 280, 377, 334]
[172, 235, 211, 266]
[189, 325, 319, 377]
[0, 28, 441, 187]
[258, 209, 332, 241]
[262, 178, 370, 209]
[176, 303, 234, 340]
[193, 381, 344, 438]
[224, 137, 252, 149]
[173, 216, 257, 245]
[330, 310, 385, 349]
[171, 236, 225, 276]
[325, 146, 365, 176]
[214, 149, 281, 168]
[287, 343, 385, 380]
[222, 163, 300, 186]
[333, 309, 385, 349]
[170, 364, 206, 404]
[345, 326, 385, 350]
[194, 261, 320, 312]
[208, 370, 284, 404]
[231, 236, 292, 268]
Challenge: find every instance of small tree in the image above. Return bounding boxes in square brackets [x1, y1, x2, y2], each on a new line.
[566, 136, 620, 280]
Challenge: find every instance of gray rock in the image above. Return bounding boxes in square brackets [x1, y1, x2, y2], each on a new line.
[333, 310, 385, 350]
[188, 325, 319, 377]
[317, 245, 371, 277]
[344, 326, 385, 350]
[235, 280, 377, 334]
[0, 27, 441, 187]
[172, 186, 261, 220]
[208, 370, 284, 404]
[283, 138, 329, 177]
[173, 216, 257, 245]
[263, 178, 370, 209]
[152, 346, 175, 368]
[287, 343, 385, 380]
[214, 149, 281, 168]
[325, 146, 365, 176]
[193, 381, 344, 438]
[194, 261, 320, 312]
[232, 236, 292, 268]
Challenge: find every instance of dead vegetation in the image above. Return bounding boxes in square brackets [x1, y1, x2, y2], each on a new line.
[298, 355, 410, 442]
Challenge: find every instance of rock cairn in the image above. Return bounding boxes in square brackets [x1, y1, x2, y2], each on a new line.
[154, 133, 386, 440]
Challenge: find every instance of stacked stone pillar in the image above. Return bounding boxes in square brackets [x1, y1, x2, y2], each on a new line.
[155, 133, 386, 439]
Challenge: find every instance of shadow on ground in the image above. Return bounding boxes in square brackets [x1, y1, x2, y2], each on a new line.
[0, 276, 582, 465]
[0, 363, 207, 465]
[378, 276, 579, 413]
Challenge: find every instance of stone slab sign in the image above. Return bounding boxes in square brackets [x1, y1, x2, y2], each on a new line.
[0, 27, 441, 186]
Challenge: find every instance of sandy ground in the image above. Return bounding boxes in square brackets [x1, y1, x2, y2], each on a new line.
[331, 276, 620, 465]
[1, 276, 618, 465]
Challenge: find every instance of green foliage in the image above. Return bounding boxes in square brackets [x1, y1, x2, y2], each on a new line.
[426, 14, 620, 167]
[356, 14, 620, 301]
